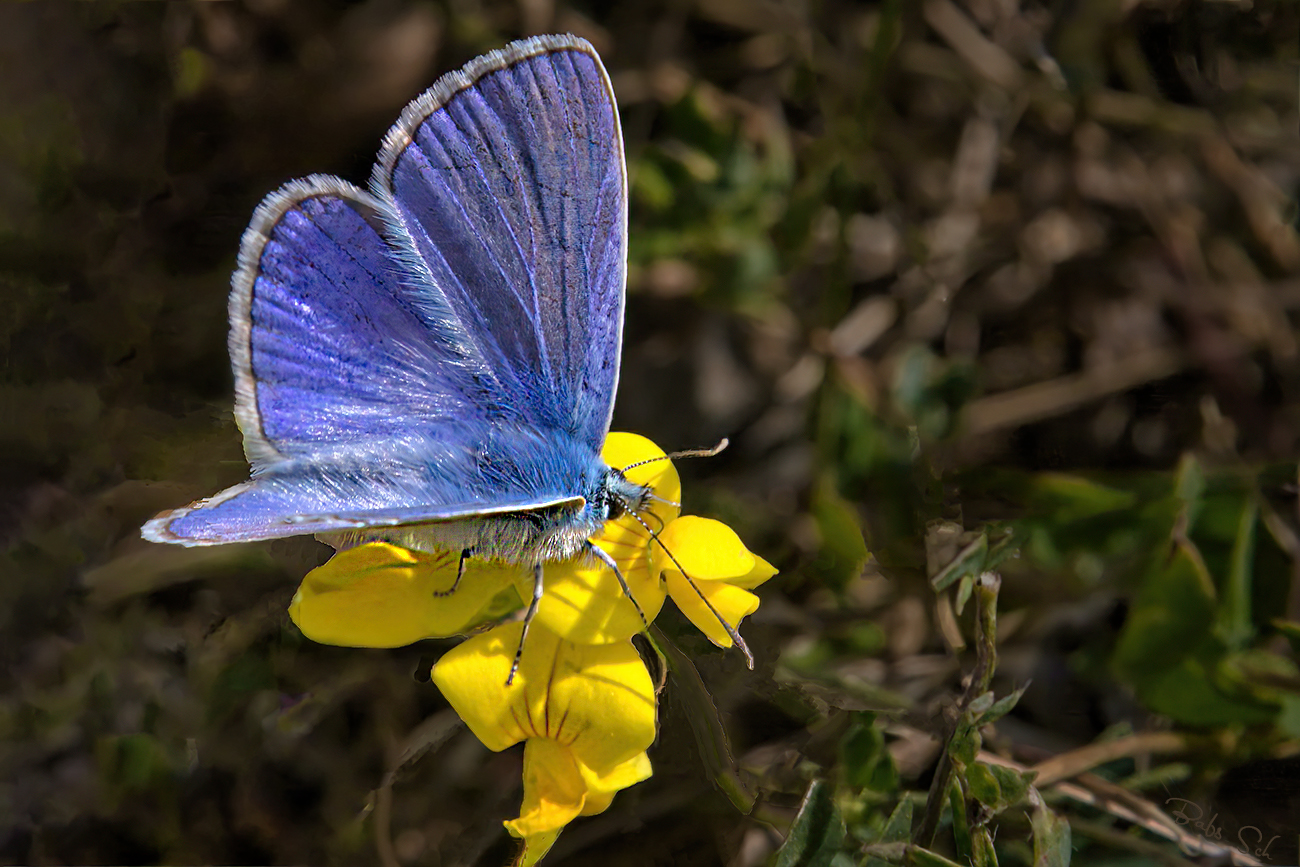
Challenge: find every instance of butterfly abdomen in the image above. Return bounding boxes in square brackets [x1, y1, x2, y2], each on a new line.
[324, 494, 601, 564]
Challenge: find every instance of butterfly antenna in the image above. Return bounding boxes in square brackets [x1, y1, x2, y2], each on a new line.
[507, 564, 544, 686]
[626, 509, 759, 670]
[586, 541, 651, 634]
[621, 438, 729, 473]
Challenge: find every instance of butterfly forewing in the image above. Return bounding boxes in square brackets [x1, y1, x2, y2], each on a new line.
[374, 35, 626, 453]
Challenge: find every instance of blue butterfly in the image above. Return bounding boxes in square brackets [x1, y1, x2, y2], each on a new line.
[142, 36, 666, 660]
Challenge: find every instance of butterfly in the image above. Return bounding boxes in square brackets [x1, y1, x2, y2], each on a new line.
[141, 35, 675, 666]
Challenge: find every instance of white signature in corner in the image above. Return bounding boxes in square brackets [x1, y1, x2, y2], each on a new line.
[1165, 797, 1282, 862]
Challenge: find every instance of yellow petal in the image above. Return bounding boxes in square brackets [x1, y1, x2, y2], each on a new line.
[664, 570, 760, 648]
[599, 434, 680, 560]
[511, 828, 562, 867]
[288, 543, 520, 647]
[430, 624, 657, 770]
[505, 739, 587, 837]
[577, 751, 652, 817]
[523, 546, 667, 645]
[604, 432, 682, 512]
[731, 553, 778, 590]
[429, 623, 540, 752]
[653, 516, 757, 582]
[504, 747, 653, 864]
[546, 640, 658, 773]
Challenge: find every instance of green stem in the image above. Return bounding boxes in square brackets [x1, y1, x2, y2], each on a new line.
[915, 572, 1001, 846]
[651, 625, 755, 812]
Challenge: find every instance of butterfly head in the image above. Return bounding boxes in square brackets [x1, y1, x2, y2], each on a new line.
[594, 467, 656, 523]
[594, 438, 729, 528]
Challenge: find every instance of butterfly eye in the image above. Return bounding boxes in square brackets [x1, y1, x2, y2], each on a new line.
[600, 469, 629, 520]
[605, 496, 627, 521]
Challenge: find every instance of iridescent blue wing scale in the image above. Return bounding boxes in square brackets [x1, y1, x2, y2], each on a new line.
[373, 35, 625, 450]
[143, 35, 623, 546]
[227, 176, 490, 466]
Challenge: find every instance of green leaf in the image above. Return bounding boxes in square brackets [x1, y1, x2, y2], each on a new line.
[652, 626, 753, 811]
[987, 763, 1036, 809]
[975, 684, 1028, 727]
[1136, 653, 1276, 727]
[929, 530, 987, 593]
[947, 725, 980, 767]
[948, 777, 972, 866]
[1112, 540, 1215, 683]
[1174, 454, 1206, 530]
[812, 478, 871, 593]
[880, 799, 913, 843]
[954, 570, 976, 616]
[1219, 646, 1300, 705]
[971, 826, 999, 867]
[965, 762, 1001, 809]
[841, 716, 899, 794]
[966, 691, 995, 716]
[1031, 800, 1072, 867]
[862, 800, 914, 867]
[1215, 495, 1257, 650]
[775, 780, 847, 867]
[909, 848, 969, 867]
[983, 528, 1020, 572]
[1028, 474, 1137, 522]
[860, 843, 965, 867]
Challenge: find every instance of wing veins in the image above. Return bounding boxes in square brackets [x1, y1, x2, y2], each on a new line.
[449, 80, 558, 387]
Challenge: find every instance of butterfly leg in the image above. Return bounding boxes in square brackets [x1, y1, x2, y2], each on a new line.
[507, 563, 544, 686]
[585, 541, 650, 633]
[433, 548, 474, 598]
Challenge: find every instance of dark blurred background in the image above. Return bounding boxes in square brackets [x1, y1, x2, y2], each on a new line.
[3, 1, 1299, 865]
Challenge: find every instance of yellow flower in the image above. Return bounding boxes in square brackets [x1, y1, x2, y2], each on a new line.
[431, 622, 655, 859]
[288, 543, 519, 647]
[284, 431, 776, 865]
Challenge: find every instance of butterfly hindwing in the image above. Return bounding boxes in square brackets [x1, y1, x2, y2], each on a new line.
[229, 176, 500, 468]
[143, 433, 588, 545]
